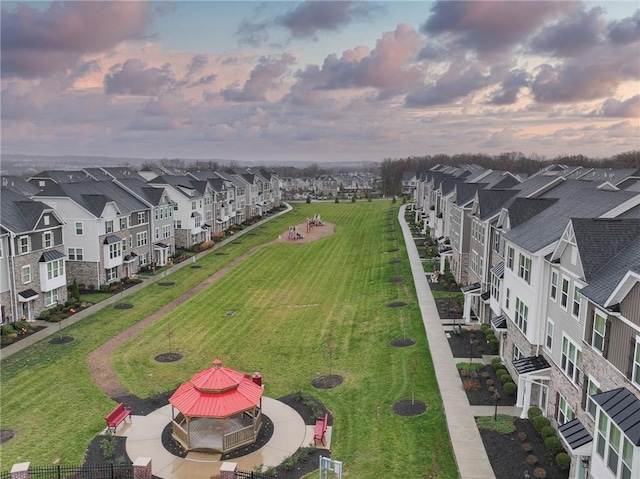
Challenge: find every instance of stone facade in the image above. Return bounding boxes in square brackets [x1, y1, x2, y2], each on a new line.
[504, 321, 537, 376]
[132, 457, 152, 479]
[547, 363, 582, 427]
[66, 261, 100, 291]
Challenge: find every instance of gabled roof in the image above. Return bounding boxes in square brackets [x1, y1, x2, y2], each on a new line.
[506, 198, 558, 229]
[503, 188, 638, 253]
[572, 218, 640, 280]
[475, 190, 517, 220]
[593, 388, 640, 446]
[30, 170, 93, 183]
[0, 188, 55, 234]
[35, 181, 147, 217]
[148, 175, 203, 199]
[116, 178, 166, 206]
[1, 176, 41, 196]
[454, 183, 488, 207]
[402, 171, 416, 181]
[99, 167, 146, 181]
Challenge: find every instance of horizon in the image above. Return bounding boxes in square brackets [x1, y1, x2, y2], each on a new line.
[2, 1, 639, 163]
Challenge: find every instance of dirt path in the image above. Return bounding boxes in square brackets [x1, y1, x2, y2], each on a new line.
[87, 222, 335, 399]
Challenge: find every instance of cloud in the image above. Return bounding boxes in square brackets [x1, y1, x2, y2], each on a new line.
[104, 59, 175, 96]
[238, 1, 382, 46]
[607, 10, 640, 44]
[277, 1, 381, 39]
[186, 54, 208, 76]
[488, 69, 531, 105]
[1, 1, 152, 78]
[291, 23, 423, 98]
[528, 7, 605, 57]
[222, 53, 296, 102]
[405, 64, 502, 107]
[595, 95, 640, 118]
[421, 1, 573, 56]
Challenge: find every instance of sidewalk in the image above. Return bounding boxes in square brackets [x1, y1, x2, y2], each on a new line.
[398, 205, 496, 479]
[0, 204, 292, 360]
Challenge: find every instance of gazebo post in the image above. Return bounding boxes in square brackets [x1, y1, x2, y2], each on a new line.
[186, 415, 191, 450]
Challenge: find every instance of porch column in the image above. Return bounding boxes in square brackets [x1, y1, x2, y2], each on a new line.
[463, 293, 472, 322]
[516, 376, 529, 418]
[440, 255, 446, 272]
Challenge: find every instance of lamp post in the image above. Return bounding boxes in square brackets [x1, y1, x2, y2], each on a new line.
[493, 391, 501, 421]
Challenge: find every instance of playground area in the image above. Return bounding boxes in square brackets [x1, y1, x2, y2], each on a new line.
[278, 216, 335, 244]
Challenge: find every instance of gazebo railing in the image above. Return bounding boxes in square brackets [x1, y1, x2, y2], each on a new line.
[223, 424, 255, 452]
[172, 416, 189, 450]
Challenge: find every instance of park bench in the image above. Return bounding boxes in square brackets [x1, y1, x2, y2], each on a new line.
[105, 403, 132, 433]
[314, 413, 329, 445]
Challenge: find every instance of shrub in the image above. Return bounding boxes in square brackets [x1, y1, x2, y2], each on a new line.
[491, 357, 503, 366]
[334, 197, 339, 204]
[487, 386, 496, 394]
[473, 339, 480, 346]
[480, 371, 490, 379]
[485, 332, 496, 342]
[306, 196, 311, 204]
[522, 443, 533, 452]
[480, 323, 490, 332]
[528, 407, 543, 419]
[544, 437, 563, 455]
[1, 324, 16, 336]
[533, 416, 551, 434]
[500, 374, 512, 384]
[495, 368, 507, 376]
[489, 338, 499, 352]
[0, 336, 14, 346]
[541, 426, 556, 439]
[518, 432, 527, 442]
[556, 452, 571, 470]
[526, 455, 538, 465]
[71, 278, 80, 301]
[533, 467, 547, 479]
[351, 196, 356, 203]
[503, 382, 517, 395]
[463, 379, 481, 391]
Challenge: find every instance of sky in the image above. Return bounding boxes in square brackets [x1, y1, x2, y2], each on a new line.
[1, 1, 639, 164]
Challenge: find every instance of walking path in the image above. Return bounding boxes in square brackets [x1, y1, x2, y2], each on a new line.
[398, 205, 496, 479]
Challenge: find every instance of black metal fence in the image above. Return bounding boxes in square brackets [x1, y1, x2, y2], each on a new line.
[235, 469, 277, 479]
[0, 464, 133, 479]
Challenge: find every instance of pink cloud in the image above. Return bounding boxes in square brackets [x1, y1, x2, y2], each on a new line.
[104, 59, 174, 96]
[222, 53, 296, 102]
[1, 1, 152, 78]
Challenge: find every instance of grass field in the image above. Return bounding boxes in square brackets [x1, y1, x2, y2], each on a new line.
[0, 201, 458, 478]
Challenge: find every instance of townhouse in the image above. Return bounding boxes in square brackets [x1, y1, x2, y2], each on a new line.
[34, 181, 152, 288]
[1, 187, 67, 322]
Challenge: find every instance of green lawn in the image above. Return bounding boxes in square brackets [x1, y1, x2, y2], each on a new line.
[0, 201, 458, 478]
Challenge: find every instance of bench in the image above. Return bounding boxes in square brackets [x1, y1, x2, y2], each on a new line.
[105, 403, 132, 433]
[313, 413, 329, 445]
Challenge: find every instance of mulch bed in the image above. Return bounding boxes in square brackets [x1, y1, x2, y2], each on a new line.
[0, 429, 16, 445]
[479, 418, 569, 479]
[387, 277, 405, 283]
[0, 325, 47, 349]
[113, 303, 134, 310]
[387, 248, 399, 253]
[387, 301, 407, 308]
[435, 297, 463, 319]
[154, 353, 182, 362]
[158, 282, 175, 287]
[389, 259, 402, 264]
[390, 338, 416, 347]
[392, 399, 427, 416]
[49, 336, 75, 345]
[312, 375, 343, 389]
[448, 328, 489, 358]
[458, 365, 517, 406]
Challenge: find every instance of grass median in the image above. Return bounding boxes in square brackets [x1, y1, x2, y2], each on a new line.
[0, 201, 458, 478]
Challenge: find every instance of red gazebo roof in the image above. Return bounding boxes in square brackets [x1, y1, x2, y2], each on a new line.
[169, 359, 263, 418]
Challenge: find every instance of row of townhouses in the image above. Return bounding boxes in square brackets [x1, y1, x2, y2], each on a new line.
[410, 164, 640, 479]
[280, 173, 376, 198]
[0, 166, 281, 325]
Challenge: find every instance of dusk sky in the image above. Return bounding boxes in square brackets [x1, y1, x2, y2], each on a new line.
[1, 1, 639, 164]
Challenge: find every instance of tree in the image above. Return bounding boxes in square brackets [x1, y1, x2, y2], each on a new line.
[71, 278, 80, 302]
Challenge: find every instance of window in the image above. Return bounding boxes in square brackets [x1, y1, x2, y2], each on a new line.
[505, 288, 511, 310]
[43, 231, 53, 248]
[550, 271, 558, 300]
[518, 254, 531, 283]
[586, 378, 599, 419]
[572, 286, 581, 318]
[173, 202, 178, 211]
[155, 228, 159, 240]
[106, 267, 117, 282]
[0, 240, 3, 258]
[194, 216, 201, 228]
[633, 338, 640, 388]
[561, 278, 569, 308]
[608, 423, 621, 474]
[137, 212, 146, 224]
[44, 288, 59, 306]
[512, 344, 522, 361]
[21, 265, 31, 284]
[515, 298, 528, 334]
[47, 259, 63, 280]
[621, 437, 634, 479]
[75, 222, 83, 235]
[109, 242, 122, 259]
[19, 236, 29, 254]
[139, 253, 148, 266]
[191, 201, 196, 210]
[155, 208, 159, 220]
[120, 217, 128, 230]
[545, 320, 554, 350]
[68, 247, 84, 261]
[205, 210, 212, 221]
[507, 247, 514, 270]
[162, 225, 171, 238]
[105, 220, 114, 234]
[493, 231, 501, 253]
[561, 336, 581, 384]
[470, 250, 479, 275]
[557, 394, 574, 425]
[597, 413, 608, 459]
[491, 273, 500, 302]
[44, 214, 50, 226]
[136, 232, 148, 247]
[174, 220, 182, 229]
[592, 311, 607, 355]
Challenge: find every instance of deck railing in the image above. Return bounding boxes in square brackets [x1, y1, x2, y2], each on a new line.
[223, 424, 255, 451]
[171, 418, 189, 450]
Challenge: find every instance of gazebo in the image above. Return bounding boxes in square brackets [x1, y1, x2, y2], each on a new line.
[169, 359, 264, 453]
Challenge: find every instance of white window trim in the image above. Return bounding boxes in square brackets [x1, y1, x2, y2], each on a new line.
[561, 334, 582, 387]
[21, 265, 31, 284]
[572, 285, 581, 319]
[592, 310, 607, 356]
[550, 270, 558, 301]
[560, 276, 570, 310]
[633, 335, 640, 391]
[586, 377, 600, 420]
[557, 393, 574, 426]
[75, 222, 84, 235]
[545, 319, 554, 351]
